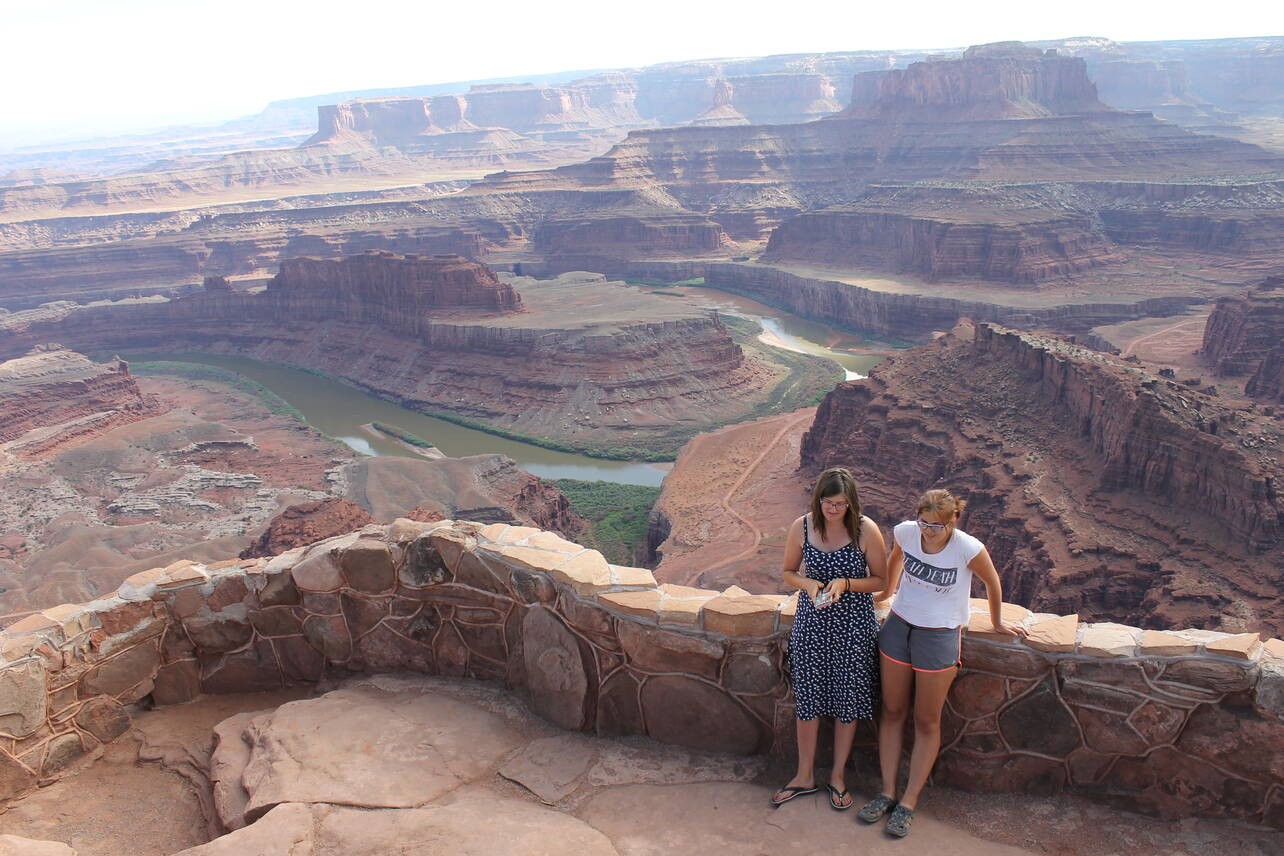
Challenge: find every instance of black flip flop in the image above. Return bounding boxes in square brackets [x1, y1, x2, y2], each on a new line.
[828, 784, 853, 811]
[770, 784, 818, 806]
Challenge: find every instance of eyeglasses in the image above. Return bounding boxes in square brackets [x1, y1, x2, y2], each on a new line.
[820, 500, 849, 511]
[916, 519, 948, 532]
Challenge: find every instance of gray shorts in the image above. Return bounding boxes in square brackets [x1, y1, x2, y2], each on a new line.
[878, 611, 962, 672]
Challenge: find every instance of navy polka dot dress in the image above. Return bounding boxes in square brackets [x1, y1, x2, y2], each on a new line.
[788, 514, 879, 723]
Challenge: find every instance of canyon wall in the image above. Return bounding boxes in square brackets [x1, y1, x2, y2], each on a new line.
[701, 262, 1199, 337]
[844, 42, 1108, 120]
[532, 214, 729, 257]
[800, 322, 1282, 636]
[1200, 277, 1284, 393]
[763, 209, 1122, 283]
[267, 252, 523, 319]
[0, 348, 153, 456]
[1, 519, 1280, 827]
[0, 222, 485, 308]
[0, 260, 768, 456]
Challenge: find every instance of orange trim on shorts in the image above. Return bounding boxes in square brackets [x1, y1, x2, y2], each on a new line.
[909, 627, 964, 673]
[880, 626, 963, 673]
[879, 649, 913, 668]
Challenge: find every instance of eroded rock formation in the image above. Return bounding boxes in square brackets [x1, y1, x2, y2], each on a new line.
[0, 348, 153, 457]
[801, 322, 1282, 636]
[843, 42, 1108, 120]
[268, 251, 523, 318]
[239, 499, 375, 559]
[1200, 276, 1284, 402]
[764, 208, 1122, 283]
[0, 260, 782, 456]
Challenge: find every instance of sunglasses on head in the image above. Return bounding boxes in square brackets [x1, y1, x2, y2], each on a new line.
[916, 519, 948, 532]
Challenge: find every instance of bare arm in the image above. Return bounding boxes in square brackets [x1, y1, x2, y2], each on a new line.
[879, 541, 904, 605]
[781, 517, 821, 599]
[967, 547, 1028, 637]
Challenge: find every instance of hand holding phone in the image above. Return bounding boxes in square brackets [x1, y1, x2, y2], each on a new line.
[813, 588, 834, 609]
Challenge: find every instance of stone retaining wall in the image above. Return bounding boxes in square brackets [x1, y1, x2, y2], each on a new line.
[2, 519, 1281, 827]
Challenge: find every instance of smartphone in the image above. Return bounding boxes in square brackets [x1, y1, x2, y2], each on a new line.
[813, 588, 834, 609]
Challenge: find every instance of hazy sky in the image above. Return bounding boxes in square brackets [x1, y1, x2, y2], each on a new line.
[5, 0, 1282, 143]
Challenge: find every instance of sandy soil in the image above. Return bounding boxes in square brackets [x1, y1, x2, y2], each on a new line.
[0, 374, 352, 620]
[1092, 312, 1211, 370]
[652, 409, 817, 593]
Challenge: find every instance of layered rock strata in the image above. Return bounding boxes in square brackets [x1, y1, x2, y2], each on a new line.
[0, 261, 771, 455]
[480, 45, 1283, 202]
[267, 252, 522, 318]
[239, 499, 375, 559]
[0, 348, 153, 457]
[842, 42, 1109, 120]
[764, 208, 1122, 283]
[1, 519, 1280, 828]
[1200, 276, 1284, 401]
[341, 455, 586, 541]
[702, 262, 1200, 338]
[0, 219, 484, 308]
[802, 322, 1282, 635]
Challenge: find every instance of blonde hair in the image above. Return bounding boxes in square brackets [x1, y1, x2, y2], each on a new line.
[916, 488, 967, 520]
[810, 467, 862, 545]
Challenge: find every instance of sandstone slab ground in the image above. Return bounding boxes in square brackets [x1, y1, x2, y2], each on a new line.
[1, 675, 1279, 856]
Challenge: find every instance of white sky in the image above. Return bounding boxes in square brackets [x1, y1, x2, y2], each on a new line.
[3, 0, 1282, 142]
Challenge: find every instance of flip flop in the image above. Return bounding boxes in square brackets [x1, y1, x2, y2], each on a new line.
[886, 804, 915, 837]
[770, 784, 818, 806]
[857, 794, 896, 823]
[828, 784, 853, 811]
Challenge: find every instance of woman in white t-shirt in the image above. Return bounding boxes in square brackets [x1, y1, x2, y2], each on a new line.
[856, 489, 1027, 838]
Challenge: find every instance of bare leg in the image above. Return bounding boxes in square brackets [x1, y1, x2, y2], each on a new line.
[878, 654, 914, 800]
[829, 720, 857, 806]
[899, 666, 957, 810]
[772, 717, 819, 801]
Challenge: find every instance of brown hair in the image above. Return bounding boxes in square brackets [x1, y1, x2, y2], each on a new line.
[916, 488, 967, 522]
[810, 467, 862, 545]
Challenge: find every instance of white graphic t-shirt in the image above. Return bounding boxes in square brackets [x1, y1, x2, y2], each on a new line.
[891, 520, 984, 628]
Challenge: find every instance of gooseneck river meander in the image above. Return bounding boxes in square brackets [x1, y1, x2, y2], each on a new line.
[120, 286, 890, 487]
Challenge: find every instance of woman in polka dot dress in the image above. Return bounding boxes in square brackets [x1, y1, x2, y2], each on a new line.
[771, 467, 887, 811]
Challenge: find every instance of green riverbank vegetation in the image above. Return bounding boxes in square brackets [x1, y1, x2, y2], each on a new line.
[550, 479, 661, 566]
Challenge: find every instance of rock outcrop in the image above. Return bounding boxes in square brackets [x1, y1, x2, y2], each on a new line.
[701, 262, 1199, 338]
[267, 252, 523, 320]
[0, 262, 780, 457]
[764, 208, 1122, 283]
[843, 42, 1108, 120]
[532, 214, 729, 257]
[240, 499, 375, 559]
[1200, 276, 1284, 401]
[341, 455, 585, 541]
[0, 216, 485, 308]
[801, 322, 1283, 636]
[0, 348, 152, 456]
[462, 43, 1283, 288]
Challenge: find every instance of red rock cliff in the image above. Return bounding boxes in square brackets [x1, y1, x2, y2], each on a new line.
[843, 42, 1108, 120]
[764, 208, 1121, 283]
[800, 322, 1283, 635]
[268, 251, 523, 322]
[1200, 276, 1284, 383]
[0, 266, 765, 456]
[0, 347, 152, 454]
